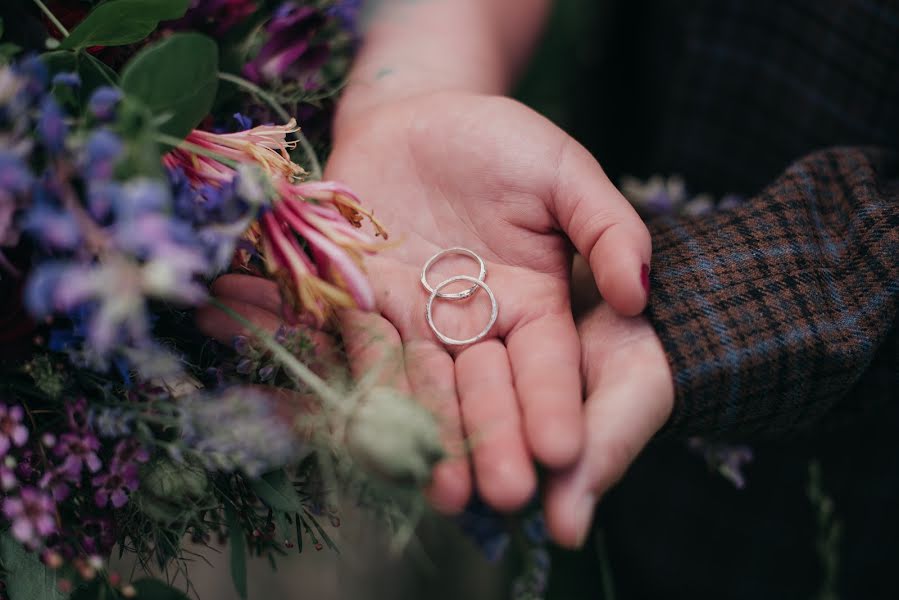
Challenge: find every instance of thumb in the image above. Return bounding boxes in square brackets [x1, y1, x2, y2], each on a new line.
[550, 139, 652, 316]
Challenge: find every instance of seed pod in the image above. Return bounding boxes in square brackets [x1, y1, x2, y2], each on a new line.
[345, 387, 445, 487]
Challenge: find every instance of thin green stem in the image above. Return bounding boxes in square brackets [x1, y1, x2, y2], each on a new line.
[218, 71, 323, 180]
[32, 0, 69, 37]
[155, 133, 240, 169]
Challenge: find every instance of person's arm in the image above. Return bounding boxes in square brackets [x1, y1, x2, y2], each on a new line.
[544, 146, 899, 548]
[648, 146, 899, 437]
[335, 0, 551, 132]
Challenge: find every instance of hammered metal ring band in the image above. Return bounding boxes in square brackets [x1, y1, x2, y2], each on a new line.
[420, 247, 487, 300]
[426, 275, 498, 346]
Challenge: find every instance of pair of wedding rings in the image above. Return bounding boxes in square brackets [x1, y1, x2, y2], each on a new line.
[421, 248, 498, 346]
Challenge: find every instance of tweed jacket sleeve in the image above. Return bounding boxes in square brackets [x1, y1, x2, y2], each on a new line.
[646, 147, 899, 438]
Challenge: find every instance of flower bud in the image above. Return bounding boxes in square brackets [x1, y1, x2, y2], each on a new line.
[136, 458, 208, 523]
[345, 387, 445, 487]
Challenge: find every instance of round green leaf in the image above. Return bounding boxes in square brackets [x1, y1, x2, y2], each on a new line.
[60, 0, 190, 50]
[0, 533, 66, 600]
[120, 33, 219, 139]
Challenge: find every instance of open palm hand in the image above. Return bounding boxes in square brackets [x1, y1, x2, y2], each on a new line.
[328, 91, 652, 513]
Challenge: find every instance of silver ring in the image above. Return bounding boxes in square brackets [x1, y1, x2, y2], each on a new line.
[426, 275, 498, 346]
[420, 247, 487, 300]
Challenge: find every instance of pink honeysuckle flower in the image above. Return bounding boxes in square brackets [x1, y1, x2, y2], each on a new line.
[164, 121, 387, 323]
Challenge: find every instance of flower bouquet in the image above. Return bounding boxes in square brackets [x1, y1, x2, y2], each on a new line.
[0, 1, 445, 599]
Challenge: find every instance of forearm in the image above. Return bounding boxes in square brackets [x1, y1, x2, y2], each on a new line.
[646, 147, 899, 438]
[335, 0, 551, 129]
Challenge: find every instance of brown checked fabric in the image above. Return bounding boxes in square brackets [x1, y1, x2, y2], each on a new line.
[647, 147, 898, 438]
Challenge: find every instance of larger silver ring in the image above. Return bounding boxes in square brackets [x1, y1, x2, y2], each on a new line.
[420, 247, 487, 300]
[426, 275, 498, 346]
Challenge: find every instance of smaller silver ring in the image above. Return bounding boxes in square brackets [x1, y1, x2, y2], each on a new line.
[420, 247, 487, 300]
[426, 275, 498, 346]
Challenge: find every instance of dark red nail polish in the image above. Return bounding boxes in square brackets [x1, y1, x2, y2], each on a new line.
[641, 264, 651, 296]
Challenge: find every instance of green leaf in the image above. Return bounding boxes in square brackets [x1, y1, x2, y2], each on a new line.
[250, 470, 302, 512]
[0, 43, 21, 65]
[273, 510, 292, 547]
[303, 509, 339, 553]
[61, 0, 190, 50]
[132, 579, 192, 600]
[0, 533, 66, 600]
[224, 504, 248, 600]
[41, 50, 119, 107]
[120, 33, 218, 139]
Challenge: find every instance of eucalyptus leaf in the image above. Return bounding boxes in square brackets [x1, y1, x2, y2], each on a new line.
[250, 470, 302, 512]
[61, 0, 190, 50]
[132, 579, 192, 600]
[0, 533, 66, 600]
[224, 504, 248, 600]
[120, 33, 218, 139]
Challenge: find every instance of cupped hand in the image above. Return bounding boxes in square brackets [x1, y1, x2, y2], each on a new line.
[327, 91, 652, 514]
[541, 301, 674, 548]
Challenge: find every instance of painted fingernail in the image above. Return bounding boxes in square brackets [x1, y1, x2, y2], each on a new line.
[641, 264, 651, 297]
[573, 492, 597, 548]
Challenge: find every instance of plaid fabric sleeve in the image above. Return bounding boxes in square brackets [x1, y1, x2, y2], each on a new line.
[646, 147, 899, 439]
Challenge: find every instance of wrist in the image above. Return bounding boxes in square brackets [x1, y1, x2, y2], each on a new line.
[333, 0, 515, 133]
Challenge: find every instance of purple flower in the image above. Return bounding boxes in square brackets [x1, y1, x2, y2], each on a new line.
[13, 54, 48, 99]
[3, 487, 57, 549]
[51, 72, 81, 88]
[21, 201, 81, 250]
[172, 0, 258, 36]
[92, 440, 148, 508]
[92, 463, 139, 508]
[0, 152, 34, 197]
[455, 496, 511, 563]
[1, 458, 18, 491]
[79, 515, 117, 556]
[87, 86, 122, 122]
[327, 0, 362, 37]
[0, 152, 34, 247]
[25, 252, 209, 356]
[233, 112, 253, 131]
[83, 129, 123, 181]
[54, 431, 102, 479]
[688, 437, 754, 489]
[38, 468, 71, 502]
[37, 96, 68, 154]
[719, 194, 744, 210]
[66, 397, 90, 431]
[243, 3, 330, 84]
[0, 404, 29, 456]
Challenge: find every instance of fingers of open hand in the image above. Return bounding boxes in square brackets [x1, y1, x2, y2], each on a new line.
[196, 297, 283, 345]
[505, 312, 583, 469]
[339, 309, 411, 394]
[198, 274, 336, 362]
[210, 273, 282, 315]
[404, 340, 470, 514]
[543, 316, 673, 549]
[552, 140, 652, 316]
[455, 339, 537, 512]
